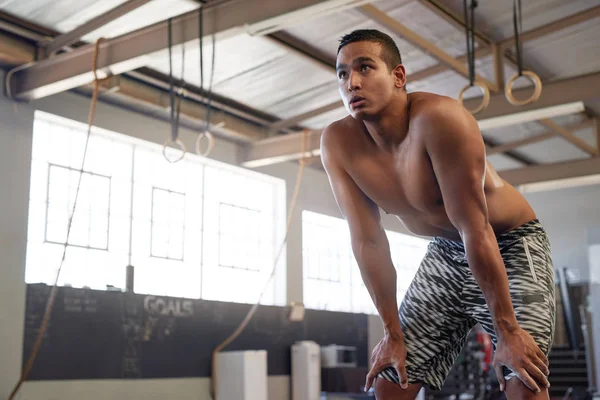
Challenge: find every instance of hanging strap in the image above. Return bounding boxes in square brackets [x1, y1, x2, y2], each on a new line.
[175, 26, 186, 131]
[199, 3, 215, 134]
[163, 17, 186, 163]
[505, 0, 542, 106]
[168, 18, 177, 143]
[458, 0, 490, 115]
[513, 0, 524, 76]
[195, 1, 215, 158]
[463, 0, 477, 86]
[198, 5, 204, 91]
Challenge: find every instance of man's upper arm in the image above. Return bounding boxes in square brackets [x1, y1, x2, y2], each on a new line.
[320, 125, 383, 243]
[419, 99, 489, 234]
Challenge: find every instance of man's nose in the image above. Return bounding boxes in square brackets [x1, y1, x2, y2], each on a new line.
[348, 72, 361, 91]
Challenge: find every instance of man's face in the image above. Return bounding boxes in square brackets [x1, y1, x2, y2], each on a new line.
[336, 41, 398, 119]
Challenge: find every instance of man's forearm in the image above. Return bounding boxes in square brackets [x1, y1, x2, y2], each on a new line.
[353, 238, 402, 337]
[463, 225, 519, 335]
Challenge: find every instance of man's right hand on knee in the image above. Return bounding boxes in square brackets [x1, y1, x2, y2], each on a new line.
[365, 330, 409, 391]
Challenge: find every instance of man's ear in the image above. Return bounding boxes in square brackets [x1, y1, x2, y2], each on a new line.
[393, 64, 407, 89]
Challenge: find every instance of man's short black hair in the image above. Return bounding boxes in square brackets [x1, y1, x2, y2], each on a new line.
[337, 29, 402, 71]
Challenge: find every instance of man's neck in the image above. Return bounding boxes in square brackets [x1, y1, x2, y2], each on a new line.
[362, 95, 410, 152]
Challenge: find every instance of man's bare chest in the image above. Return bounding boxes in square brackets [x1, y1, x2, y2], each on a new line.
[346, 145, 443, 217]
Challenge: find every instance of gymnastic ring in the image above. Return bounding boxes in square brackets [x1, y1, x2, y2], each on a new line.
[505, 70, 543, 106]
[458, 82, 491, 115]
[162, 138, 186, 163]
[195, 131, 215, 157]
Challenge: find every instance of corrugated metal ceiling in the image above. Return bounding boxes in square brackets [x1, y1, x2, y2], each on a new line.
[283, 3, 442, 75]
[0, 0, 598, 171]
[436, 0, 599, 41]
[522, 18, 600, 80]
[0, 0, 199, 40]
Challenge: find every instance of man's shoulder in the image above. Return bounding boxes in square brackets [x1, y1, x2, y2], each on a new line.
[408, 91, 465, 126]
[408, 91, 477, 146]
[320, 115, 359, 169]
[321, 115, 359, 150]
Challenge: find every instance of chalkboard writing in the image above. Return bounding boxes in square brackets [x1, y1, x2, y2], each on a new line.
[23, 284, 369, 380]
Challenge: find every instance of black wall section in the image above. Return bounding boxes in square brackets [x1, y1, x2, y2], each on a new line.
[23, 284, 369, 380]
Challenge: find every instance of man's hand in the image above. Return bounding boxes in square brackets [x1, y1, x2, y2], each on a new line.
[365, 332, 409, 391]
[493, 327, 550, 393]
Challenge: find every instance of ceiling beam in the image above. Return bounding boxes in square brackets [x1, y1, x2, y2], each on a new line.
[0, 32, 35, 64]
[499, 157, 600, 186]
[462, 71, 600, 121]
[538, 119, 599, 156]
[242, 72, 600, 167]
[486, 119, 594, 155]
[498, 5, 600, 48]
[492, 43, 505, 91]
[7, 0, 371, 101]
[417, 0, 492, 47]
[241, 129, 322, 168]
[486, 133, 555, 156]
[0, 11, 281, 128]
[483, 136, 534, 166]
[0, 29, 269, 143]
[265, 31, 336, 72]
[358, 4, 498, 91]
[269, 100, 343, 131]
[41, 0, 153, 57]
[97, 75, 266, 142]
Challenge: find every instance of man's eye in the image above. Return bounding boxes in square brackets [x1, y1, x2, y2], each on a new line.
[338, 72, 347, 79]
[361, 65, 371, 72]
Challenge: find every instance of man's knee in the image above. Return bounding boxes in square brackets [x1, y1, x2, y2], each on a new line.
[374, 378, 422, 400]
[504, 376, 550, 400]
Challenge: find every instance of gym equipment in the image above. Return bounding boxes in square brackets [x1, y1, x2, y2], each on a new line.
[458, 0, 490, 115]
[504, 0, 542, 106]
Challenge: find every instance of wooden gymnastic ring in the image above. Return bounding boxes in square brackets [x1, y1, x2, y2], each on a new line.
[505, 70, 543, 106]
[458, 82, 490, 115]
[195, 130, 215, 157]
[163, 138, 186, 163]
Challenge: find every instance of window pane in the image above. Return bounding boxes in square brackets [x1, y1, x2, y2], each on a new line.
[26, 112, 132, 290]
[45, 165, 110, 250]
[218, 203, 261, 270]
[201, 165, 284, 305]
[131, 145, 203, 299]
[302, 210, 429, 314]
[150, 187, 185, 261]
[26, 111, 286, 305]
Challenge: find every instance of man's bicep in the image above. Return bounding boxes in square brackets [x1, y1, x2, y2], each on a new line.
[322, 153, 382, 242]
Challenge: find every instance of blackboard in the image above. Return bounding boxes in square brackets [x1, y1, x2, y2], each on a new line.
[23, 284, 369, 380]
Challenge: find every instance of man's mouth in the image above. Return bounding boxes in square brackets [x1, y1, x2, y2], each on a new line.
[349, 96, 366, 107]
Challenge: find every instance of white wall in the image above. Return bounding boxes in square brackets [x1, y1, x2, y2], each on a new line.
[0, 77, 34, 400]
[523, 183, 600, 282]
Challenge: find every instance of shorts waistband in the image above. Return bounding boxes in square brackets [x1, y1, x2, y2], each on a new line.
[432, 219, 545, 251]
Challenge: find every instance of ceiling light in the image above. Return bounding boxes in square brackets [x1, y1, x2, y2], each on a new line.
[478, 102, 585, 131]
[518, 173, 600, 194]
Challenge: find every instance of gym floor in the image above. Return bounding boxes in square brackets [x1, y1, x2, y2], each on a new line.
[0, 1, 599, 399]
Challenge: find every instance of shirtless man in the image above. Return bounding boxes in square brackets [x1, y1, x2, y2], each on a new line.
[321, 29, 556, 400]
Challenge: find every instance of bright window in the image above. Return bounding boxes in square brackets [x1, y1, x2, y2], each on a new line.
[26, 111, 286, 305]
[302, 210, 429, 314]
